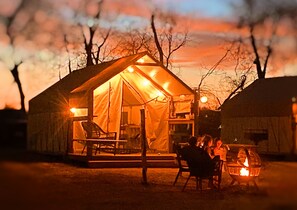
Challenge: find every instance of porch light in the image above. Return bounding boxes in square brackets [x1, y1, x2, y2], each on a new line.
[127, 66, 134, 73]
[70, 107, 76, 114]
[179, 94, 185, 100]
[200, 96, 208, 103]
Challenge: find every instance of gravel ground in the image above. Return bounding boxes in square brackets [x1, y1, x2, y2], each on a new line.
[0, 149, 297, 210]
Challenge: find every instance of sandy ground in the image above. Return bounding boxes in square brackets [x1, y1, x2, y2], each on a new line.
[1, 149, 297, 210]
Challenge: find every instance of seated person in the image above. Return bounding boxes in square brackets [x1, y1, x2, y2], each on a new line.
[213, 138, 228, 161]
[200, 134, 216, 159]
[181, 136, 215, 188]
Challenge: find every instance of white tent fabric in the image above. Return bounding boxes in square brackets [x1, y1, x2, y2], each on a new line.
[92, 72, 170, 151]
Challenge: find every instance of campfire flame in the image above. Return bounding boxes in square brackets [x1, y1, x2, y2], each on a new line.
[240, 157, 249, 176]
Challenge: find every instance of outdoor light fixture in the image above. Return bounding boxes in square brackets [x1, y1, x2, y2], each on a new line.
[69, 107, 88, 117]
[70, 107, 76, 114]
[200, 96, 208, 103]
[127, 66, 134, 73]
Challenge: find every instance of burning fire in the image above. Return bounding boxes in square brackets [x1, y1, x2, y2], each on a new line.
[240, 157, 249, 176]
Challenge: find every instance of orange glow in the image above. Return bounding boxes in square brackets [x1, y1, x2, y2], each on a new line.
[142, 79, 150, 86]
[149, 70, 157, 78]
[163, 82, 169, 90]
[200, 96, 208, 103]
[137, 58, 145, 63]
[70, 107, 76, 114]
[240, 157, 250, 176]
[179, 94, 185, 100]
[127, 66, 134, 73]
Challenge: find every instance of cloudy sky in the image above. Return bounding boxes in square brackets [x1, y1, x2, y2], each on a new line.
[0, 0, 296, 110]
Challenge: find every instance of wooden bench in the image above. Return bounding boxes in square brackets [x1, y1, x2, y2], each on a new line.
[73, 138, 128, 156]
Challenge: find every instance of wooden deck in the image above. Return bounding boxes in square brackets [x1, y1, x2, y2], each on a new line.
[67, 152, 177, 168]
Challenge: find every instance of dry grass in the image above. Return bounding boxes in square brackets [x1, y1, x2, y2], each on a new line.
[0, 149, 297, 210]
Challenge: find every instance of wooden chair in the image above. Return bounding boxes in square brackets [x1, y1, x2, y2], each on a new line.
[81, 121, 117, 154]
[173, 144, 190, 186]
[81, 121, 117, 139]
[182, 156, 223, 191]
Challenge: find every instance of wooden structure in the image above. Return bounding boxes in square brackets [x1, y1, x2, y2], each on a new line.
[221, 76, 297, 155]
[27, 52, 196, 156]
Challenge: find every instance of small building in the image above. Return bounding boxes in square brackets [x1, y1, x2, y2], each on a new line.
[28, 52, 196, 155]
[221, 76, 297, 155]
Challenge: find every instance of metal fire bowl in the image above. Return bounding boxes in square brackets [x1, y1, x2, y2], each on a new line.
[227, 164, 261, 183]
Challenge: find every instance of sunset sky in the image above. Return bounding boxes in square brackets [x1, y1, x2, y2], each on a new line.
[0, 0, 296, 110]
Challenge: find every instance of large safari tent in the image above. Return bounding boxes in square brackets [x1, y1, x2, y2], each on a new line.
[221, 76, 297, 155]
[28, 52, 195, 155]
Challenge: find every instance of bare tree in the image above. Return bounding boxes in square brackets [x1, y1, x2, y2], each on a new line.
[150, 11, 188, 68]
[118, 28, 153, 56]
[77, 0, 112, 66]
[1, 0, 26, 112]
[235, 0, 297, 79]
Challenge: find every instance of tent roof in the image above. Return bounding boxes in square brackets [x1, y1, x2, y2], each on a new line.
[221, 76, 297, 118]
[29, 52, 194, 113]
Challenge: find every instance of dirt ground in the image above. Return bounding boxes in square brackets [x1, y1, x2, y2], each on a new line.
[1, 149, 297, 210]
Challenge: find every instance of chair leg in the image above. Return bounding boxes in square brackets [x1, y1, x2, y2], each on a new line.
[173, 171, 181, 186]
[182, 175, 191, 191]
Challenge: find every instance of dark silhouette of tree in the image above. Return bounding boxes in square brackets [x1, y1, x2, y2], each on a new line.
[150, 12, 188, 68]
[1, 0, 26, 112]
[117, 10, 188, 70]
[69, 0, 113, 67]
[235, 0, 297, 79]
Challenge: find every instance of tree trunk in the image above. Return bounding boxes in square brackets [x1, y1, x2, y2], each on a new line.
[151, 14, 164, 65]
[11, 64, 25, 112]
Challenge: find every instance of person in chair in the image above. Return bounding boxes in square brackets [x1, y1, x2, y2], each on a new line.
[181, 136, 215, 189]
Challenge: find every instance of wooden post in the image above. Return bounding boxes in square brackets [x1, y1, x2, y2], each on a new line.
[193, 88, 199, 137]
[86, 91, 94, 158]
[140, 109, 148, 185]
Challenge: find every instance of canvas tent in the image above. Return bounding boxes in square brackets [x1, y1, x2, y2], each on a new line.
[221, 76, 297, 155]
[28, 52, 195, 155]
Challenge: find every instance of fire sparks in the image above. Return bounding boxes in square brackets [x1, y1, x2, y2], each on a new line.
[240, 157, 250, 176]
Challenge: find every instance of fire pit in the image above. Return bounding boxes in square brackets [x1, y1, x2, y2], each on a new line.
[226, 144, 262, 189]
